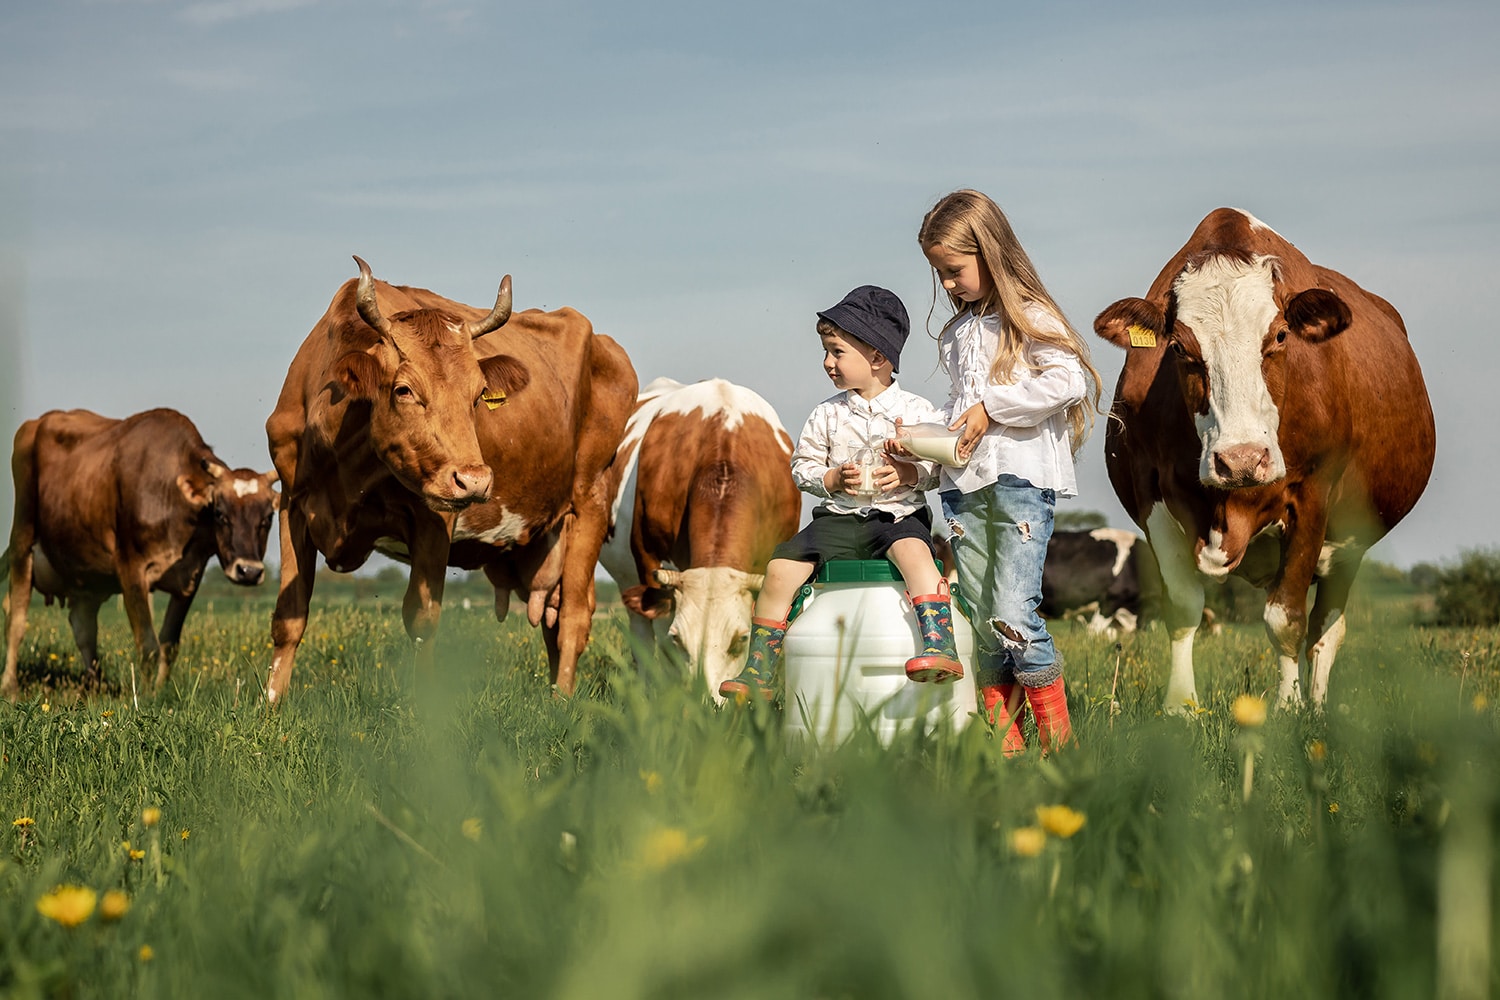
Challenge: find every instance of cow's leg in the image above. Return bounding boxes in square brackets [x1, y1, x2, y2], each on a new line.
[1304, 543, 1364, 708]
[67, 595, 105, 687]
[401, 516, 452, 672]
[158, 591, 197, 671]
[1145, 504, 1206, 714]
[3, 548, 33, 700]
[268, 504, 317, 704]
[4, 424, 40, 700]
[554, 498, 609, 696]
[1263, 516, 1327, 710]
[116, 572, 167, 687]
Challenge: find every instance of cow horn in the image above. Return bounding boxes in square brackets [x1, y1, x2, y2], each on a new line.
[653, 568, 682, 589]
[352, 256, 393, 337]
[464, 274, 513, 340]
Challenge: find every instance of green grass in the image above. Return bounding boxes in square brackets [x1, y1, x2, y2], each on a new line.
[3, 582, 1499, 999]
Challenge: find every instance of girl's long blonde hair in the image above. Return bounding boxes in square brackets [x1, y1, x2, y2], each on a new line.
[918, 189, 1102, 454]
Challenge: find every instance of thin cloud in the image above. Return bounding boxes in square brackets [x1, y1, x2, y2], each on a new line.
[180, 0, 316, 27]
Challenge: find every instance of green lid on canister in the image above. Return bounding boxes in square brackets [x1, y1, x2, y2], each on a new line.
[814, 559, 900, 583]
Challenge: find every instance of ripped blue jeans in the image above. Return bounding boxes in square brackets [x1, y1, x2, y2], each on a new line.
[941, 475, 1060, 689]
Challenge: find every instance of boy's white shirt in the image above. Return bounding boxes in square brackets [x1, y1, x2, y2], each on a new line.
[790, 379, 945, 517]
[938, 304, 1087, 497]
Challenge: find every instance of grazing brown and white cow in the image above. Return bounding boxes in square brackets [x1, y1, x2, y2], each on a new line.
[1040, 528, 1143, 635]
[3, 407, 277, 697]
[1095, 208, 1435, 711]
[264, 257, 635, 702]
[598, 378, 800, 698]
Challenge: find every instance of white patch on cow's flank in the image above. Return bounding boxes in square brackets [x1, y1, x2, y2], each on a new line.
[1088, 527, 1136, 577]
[232, 478, 260, 497]
[1316, 536, 1359, 578]
[454, 506, 530, 545]
[1173, 254, 1286, 486]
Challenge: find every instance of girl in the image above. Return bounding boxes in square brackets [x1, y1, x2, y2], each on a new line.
[913, 189, 1103, 754]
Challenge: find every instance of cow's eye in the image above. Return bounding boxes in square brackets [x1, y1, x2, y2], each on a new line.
[1276, 329, 1288, 344]
[394, 384, 416, 402]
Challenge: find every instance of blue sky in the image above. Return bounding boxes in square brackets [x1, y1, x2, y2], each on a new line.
[3, 0, 1497, 569]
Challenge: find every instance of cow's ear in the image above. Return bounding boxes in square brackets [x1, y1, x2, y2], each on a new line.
[176, 473, 214, 510]
[1095, 298, 1165, 349]
[1284, 288, 1351, 343]
[262, 470, 281, 495]
[332, 351, 384, 401]
[478, 355, 532, 400]
[621, 585, 674, 620]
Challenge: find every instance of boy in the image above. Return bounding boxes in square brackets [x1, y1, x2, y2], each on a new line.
[719, 285, 964, 701]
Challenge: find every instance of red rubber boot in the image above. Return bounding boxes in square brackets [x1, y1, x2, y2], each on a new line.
[1024, 677, 1073, 752]
[981, 683, 1027, 757]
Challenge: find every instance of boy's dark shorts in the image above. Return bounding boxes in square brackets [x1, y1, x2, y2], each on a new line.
[771, 505, 936, 571]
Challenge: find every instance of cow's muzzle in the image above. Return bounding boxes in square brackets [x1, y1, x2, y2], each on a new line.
[226, 560, 266, 586]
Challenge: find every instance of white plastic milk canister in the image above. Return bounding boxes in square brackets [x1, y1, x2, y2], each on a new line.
[782, 560, 978, 748]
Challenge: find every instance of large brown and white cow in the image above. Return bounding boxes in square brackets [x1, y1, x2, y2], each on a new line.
[1095, 208, 1435, 711]
[264, 258, 635, 702]
[4, 407, 277, 697]
[599, 377, 800, 699]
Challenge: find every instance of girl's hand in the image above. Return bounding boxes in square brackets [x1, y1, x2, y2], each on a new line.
[950, 403, 989, 461]
[885, 417, 913, 457]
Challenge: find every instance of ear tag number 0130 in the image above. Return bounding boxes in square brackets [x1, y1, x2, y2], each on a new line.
[1127, 325, 1157, 348]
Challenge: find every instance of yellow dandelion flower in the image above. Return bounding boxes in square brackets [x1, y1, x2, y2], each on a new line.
[142, 807, 161, 828]
[461, 817, 483, 842]
[99, 890, 130, 921]
[139, 944, 155, 962]
[636, 826, 706, 872]
[101, 710, 114, 718]
[639, 770, 663, 794]
[1328, 802, 1340, 814]
[1473, 693, 1489, 712]
[36, 885, 97, 927]
[1009, 826, 1048, 857]
[1232, 695, 1267, 728]
[129, 849, 145, 861]
[1308, 740, 1327, 762]
[180, 829, 190, 841]
[12, 817, 34, 828]
[1035, 804, 1087, 839]
[41, 701, 51, 712]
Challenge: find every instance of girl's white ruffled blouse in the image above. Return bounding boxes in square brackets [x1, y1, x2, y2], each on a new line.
[937, 304, 1087, 498]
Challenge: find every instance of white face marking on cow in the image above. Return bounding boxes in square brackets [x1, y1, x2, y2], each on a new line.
[232, 478, 260, 498]
[1173, 254, 1287, 487]
[453, 506, 530, 545]
[1087, 527, 1136, 577]
[656, 566, 761, 698]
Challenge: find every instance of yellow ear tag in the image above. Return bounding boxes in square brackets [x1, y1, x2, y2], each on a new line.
[1127, 325, 1157, 348]
[482, 390, 507, 410]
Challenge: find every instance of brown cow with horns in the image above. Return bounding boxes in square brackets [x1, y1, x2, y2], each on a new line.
[1095, 208, 1435, 712]
[264, 257, 636, 702]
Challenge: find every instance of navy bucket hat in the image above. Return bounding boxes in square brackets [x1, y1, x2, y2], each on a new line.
[817, 285, 910, 373]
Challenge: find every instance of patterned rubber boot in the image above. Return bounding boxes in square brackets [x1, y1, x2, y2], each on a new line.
[904, 594, 964, 684]
[981, 683, 1026, 757]
[718, 617, 786, 703]
[1024, 677, 1073, 752]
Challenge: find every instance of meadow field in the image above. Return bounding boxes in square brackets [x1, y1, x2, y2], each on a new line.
[2, 574, 1498, 999]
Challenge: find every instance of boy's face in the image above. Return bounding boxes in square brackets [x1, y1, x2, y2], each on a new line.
[820, 329, 885, 395]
